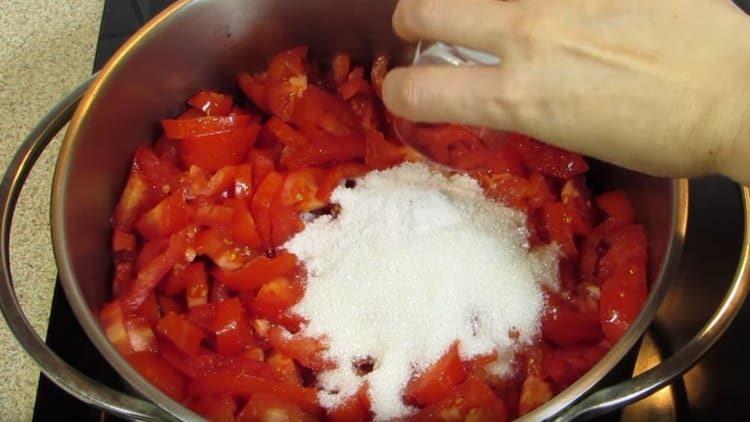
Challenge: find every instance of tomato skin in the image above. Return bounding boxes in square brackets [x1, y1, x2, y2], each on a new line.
[181, 124, 261, 172]
[113, 169, 162, 231]
[162, 114, 253, 139]
[156, 312, 205, 356]
[213, 252, 299, 292]
[127, 351, 187, 401]
[136, 192, 190, 240]
[188, 91, 234, 116]
[595, 190, 636, 224]
[213, 297, 252, 355]
[405, 343, 467, 406]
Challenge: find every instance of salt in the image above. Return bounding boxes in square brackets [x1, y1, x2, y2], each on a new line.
[284, 162, 557, 420]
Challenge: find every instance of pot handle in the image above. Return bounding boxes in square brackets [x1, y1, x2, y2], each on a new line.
[0, 77, 179, 422]
[553, 186, 750, 421]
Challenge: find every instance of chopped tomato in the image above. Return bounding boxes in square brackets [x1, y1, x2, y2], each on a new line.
[137, 292, 161, 325]
[113, 169, 161, 231]
[251, 171, 285, 247]
[331, 53, 351, 86]
[316, 162, 368, 202]
[253, 277, 304, 322]
[189, 371, 320, 413]
[329, 385, 371, 422]
[188, 91, 234, 116]
[542, 292, 603, 346]
[405, 343, 466, 406]
[248, 149, 277, 189]
[270, 194, 305, 247]
[279, 168, 326, 212]
[181, 124, 261, 172]
[542, 202, 578, 258]
[213, 252, 298, 291]
[267, 352, 303, 385]
[542, 344, 609, 387]
[194, 227, 250, 271]
[267, 327, 333, 371]
[526, 171, 556, 210]
[133, 145, 181, 194]
[161, 261, 205, 295]
[508, 134, 589, 179]
[518, 375, 553, 416]
[282, 127, 365, 170]
[135, 238, 169, 272]
[414, 378, 507, 422]
[267, 46, 309, 82]
[190, 203, 235, 227]
[224, 198, 264, 251]
[123, 230, 190, 311]
[267, 116, 308, 148]
[365, 130, 410, 170]
[238, 72, 268, 112]
[189, 395, 236, 422]
[213, 297, 252, 355]
[237, 392, 316, 422]
[474, 172, 528, 210]
[162, 114, 253, 139]
[136, 191, 190, 240]
[127, 351, 187, 401]
[595, 190, 636, 224]
[600, 261, 648, 342]
[157, 312, 205, 356]
[292, 85, 361, 137]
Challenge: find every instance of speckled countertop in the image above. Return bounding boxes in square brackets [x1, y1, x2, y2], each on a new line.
[0, 1, 103, 420]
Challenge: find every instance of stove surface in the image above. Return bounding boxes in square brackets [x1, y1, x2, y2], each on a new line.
[32, 1, 750, 421]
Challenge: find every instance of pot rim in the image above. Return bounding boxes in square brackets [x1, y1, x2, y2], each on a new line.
[50, 0, 690, 420]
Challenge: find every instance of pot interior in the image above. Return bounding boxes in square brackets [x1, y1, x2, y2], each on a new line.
[52, 0, 686, 419]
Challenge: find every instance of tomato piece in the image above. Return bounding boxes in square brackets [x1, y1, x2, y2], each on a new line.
[580, 219, 628, 283]
[561, 177, 593, 236]
[213, 252, 299, 292]
[238, 72, 268, 112]
[157, 312, 205, 356]
[135, 239, 168, 272]
[595, 190, 636, 224]
[194, 227, 250, 271]
[158, 293, 185, 315]
[293, 85, 361, 137]
[267, 77, 308, 122]
[329, 385, 371, 422]
[279, 168, 326, 212]
[526, 171, 556, 210]
[169, 346, 279, 381]
[191, 203, 235, 227]
[267, 327, 333, 371]
[136, 191, 190, 240]
[542, 344, 609, 388]
[267, 116, 308, 148]
[188, 90, 234, 116]
[100, 301, 134, 355]
[253, 277, 304, 321]
[542, 202, 578, 258]
[162, 114, 253, 139]
[508, 134, 589, 179]
[223, 198, 264, 251]
[316, 163, 368, 203]
[414, 378, 507, 422]
[133, 145, 181, 194]
[189, 371, 320, 413]
[267, 46, 309, 82]
[123, 230, 190, 311]
[161, 261, 204, 295]
[267, 352, 303, 385]
[365, 130, 410, 170]
[405, 343, 467, 406]
[127, 351, 187, 401]
[542, 292, 603, 346]
[371, 55, 388, 99]
[270, 201, 304, 248]
[518, 375, 553, 416]
[237, 392, 316, 422]
[251, 171, 285, 247]
[339, 78, 372, 101]
[186, 277, 209, 309]
[137, 292, 161, 325]
[331, 52, 351, 86]
[598, 224, 648, 280]
[600, 263, 647, 343]
[112, 229, 137, 262]
[214, 297, 252, 355]
[181, 124, 261, 172]
[248, 149, 277, 189]
[113, 169, 162, 231]
[189, 395, 237, 422]
[112, 262, 134, 299]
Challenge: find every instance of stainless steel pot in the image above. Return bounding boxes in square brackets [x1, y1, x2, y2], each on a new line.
[1, 0, 748, 421]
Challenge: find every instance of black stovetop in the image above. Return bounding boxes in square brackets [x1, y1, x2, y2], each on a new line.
[32, 1, 750, 421]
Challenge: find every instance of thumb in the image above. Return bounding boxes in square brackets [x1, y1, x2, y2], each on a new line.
[382, 65, 524, 131]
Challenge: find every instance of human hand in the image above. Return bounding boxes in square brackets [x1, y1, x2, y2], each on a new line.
[383, 0, 750, 184]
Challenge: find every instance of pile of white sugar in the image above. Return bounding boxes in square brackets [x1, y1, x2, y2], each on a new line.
[284, 162, 558, 420]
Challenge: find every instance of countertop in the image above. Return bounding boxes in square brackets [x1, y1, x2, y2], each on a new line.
[0, 1, 103, 420]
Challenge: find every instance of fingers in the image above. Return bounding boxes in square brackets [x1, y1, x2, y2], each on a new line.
[393, 0, 522, 56]
[383, 65, 524, 131]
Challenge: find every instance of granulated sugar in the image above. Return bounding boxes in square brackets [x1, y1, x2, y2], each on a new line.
[284, 162, 557, 420]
